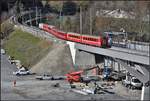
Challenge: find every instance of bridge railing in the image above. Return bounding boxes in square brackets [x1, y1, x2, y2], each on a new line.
[113, 41, 149, 52]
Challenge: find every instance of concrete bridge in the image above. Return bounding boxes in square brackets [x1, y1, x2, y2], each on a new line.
[67, 42, 149, 100]
[12, 10, 150, 100]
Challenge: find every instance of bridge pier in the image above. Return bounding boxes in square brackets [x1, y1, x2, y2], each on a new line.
[141, 86, 150, 100]
[75, 50, 96, 67]
[67, 41, 96, 67]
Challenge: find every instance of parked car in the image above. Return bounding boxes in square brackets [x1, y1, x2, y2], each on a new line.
[110, 71, 126, 81]
[82, 75, 100, 82]
[36, 74, 53, 80]
[36, 74, 66, 80]
[8, 56, 15, 64]
[51, 76, 66, 80]
[1, 49, 5, 55]
[13, 68, 31, 76]
[122, 76, 142, 90]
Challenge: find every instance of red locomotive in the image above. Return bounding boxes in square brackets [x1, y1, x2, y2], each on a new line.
[39, 23, 112, 48]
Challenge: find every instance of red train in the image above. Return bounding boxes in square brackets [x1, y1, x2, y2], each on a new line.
[39, 23, 112, 48]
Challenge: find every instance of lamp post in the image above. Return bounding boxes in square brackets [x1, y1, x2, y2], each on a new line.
[80, 5, 82, 34]
[59, 1, 63, 30]
[120, 28, 128, 47]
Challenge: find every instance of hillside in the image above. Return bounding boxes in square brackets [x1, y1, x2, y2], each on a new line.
[3, 29, 53, 68]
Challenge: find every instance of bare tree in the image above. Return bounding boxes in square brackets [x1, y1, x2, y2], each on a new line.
[1, 21, 14, 39]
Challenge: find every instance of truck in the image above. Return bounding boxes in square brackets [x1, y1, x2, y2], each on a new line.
[110, 71, 126, 81]
[122, 73, 142, 90]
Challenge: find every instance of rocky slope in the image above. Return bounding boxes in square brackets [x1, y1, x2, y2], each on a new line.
[30, 43, 73, 75]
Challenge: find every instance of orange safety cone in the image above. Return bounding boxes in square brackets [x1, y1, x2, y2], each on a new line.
[13, 80, 16, 87]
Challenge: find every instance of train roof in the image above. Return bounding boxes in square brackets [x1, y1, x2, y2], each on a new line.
[67, 32, 100, 38]
[48, 25, 56, 28]
[82, 34, 100, 39]
[67, 32, 80, 36]
[57, 30, 66, 33]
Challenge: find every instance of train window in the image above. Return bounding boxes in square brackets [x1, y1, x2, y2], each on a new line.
[58, 31, 66, 36]
[43, 25, 48, 28]
[83, 37, 98, 42]
[69, 34, 80, 38]
[83, 37, 88, 40]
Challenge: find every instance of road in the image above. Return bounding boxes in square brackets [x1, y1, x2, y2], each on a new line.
[1, 53, 142, 100]
[1, 54, 27, 100]
[1, 14, 142, 100]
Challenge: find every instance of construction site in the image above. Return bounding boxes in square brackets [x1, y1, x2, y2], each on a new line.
[1, 0, 150, 100]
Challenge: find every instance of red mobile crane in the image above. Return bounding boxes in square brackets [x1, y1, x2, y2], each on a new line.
[65, 66, 100, 84]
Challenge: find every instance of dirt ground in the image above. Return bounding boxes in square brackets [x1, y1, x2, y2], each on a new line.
[1, 54, 142, 100]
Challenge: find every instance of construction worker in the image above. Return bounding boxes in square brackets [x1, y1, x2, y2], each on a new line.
[13, 80, 16, 87]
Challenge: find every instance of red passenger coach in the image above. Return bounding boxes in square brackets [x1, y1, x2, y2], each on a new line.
[56, 30, 67, 40]
[82, 35, 102, 47]
[67, 32, 81, 43]
[48, 27, 58, 36]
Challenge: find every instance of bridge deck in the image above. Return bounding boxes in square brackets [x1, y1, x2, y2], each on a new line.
[75, 43, 149, 65]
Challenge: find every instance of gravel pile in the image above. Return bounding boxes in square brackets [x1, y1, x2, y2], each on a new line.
[30, 44, 73, 75]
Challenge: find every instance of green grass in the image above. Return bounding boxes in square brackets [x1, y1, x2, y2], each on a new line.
[3, 29, 53, 68]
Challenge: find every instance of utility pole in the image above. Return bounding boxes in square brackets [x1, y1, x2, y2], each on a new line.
[59, 3, 62, 29]
[90, 7, 93, 35]
[29, 8, 32, 26]
[36, 6, 38, 26]
[40, 9, 42, 23]
[8, 2, 10, 13]
[80, 5, 82, 34]
[59, 1, 63, 30]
